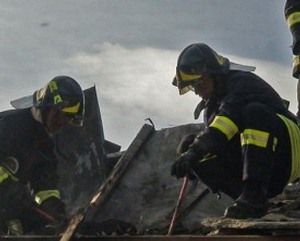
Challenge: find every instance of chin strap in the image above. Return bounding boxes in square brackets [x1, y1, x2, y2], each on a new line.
[194, 99, 207, 120]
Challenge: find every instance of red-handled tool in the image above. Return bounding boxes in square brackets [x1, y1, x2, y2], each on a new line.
[167, 176, 189, 235]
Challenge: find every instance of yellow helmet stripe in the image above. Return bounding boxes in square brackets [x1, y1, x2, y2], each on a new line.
[287, 12, 300, 27]
[209, 115, 238, 140]
[62, 102, 80, 114]
[179, 70, 201, 81]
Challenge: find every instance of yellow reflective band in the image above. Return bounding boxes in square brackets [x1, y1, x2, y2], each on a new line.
[34, 190, 61, 205]
[179, 70, 201, 81]
[0, 167, 9, 183]
[62, 102, 80, 114]
[0, 166, 18, 183]
[287, 12, 300, 27]
[293, 55, 300, 68]
[209, 115, 238, 140]
[277, 114, 300, 183]
[241, 129, 269, 148]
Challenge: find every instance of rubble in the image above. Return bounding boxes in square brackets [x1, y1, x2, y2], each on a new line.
[83, 123, 234, 235]
[5, 87, 300, 239]
[54, 86, 300, 238]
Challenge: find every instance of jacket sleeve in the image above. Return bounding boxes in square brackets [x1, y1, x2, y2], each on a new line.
[190, 73, 261, 157]
[285, 0, 300, 78]
[0, 112, 24, 162]
[29, 141, 62, 206]
[285, 0, 300, 54]
[190, 115, 238, 158]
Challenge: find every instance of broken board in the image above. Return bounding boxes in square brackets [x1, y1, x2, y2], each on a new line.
[201, 214, 300, 235]
[85, 123, 234, 235]
[59, 123, 155, 241]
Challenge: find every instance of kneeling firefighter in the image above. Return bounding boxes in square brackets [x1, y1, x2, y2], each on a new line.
[171, 43, 300, 219]
[0, 76, 85, 234]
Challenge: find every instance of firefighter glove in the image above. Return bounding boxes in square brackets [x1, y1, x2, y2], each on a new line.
[171, 149, 199, 179]
[40, 197, 67, 223]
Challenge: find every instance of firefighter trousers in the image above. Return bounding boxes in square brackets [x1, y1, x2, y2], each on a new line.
[193, 103, 298, 200]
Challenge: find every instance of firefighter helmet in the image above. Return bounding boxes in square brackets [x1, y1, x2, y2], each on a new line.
[33, 76, 85, 126]
[173, 43, 256, 95]
[173, 43, 230, 95]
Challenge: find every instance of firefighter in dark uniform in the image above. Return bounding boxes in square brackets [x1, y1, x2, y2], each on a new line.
[171, 43, 300, 219]
[0, 76, 85, 234]
[285, 0, 300, 118]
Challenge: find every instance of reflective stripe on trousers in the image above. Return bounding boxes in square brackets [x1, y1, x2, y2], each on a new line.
[277, 114, 300, 183]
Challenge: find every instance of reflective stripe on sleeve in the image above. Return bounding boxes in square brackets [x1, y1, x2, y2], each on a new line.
[209, 115, 238, 140]
[241, 129, 269, 148]
[287, 12, 300, 27]
[293, 55, 300, 68]
[0, 167, 9, 183]
[0, 166, 18, 183]
[34, 190, 61, 205]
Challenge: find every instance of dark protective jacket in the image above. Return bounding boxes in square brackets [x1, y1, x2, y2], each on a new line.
[0, 108, 61, 215]
[285, 0, 300, 78]
[191, 71, 300, 194]
[203, 71, 292, 126]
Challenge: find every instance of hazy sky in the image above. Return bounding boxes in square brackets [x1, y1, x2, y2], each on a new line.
[0, 0, 296, 149]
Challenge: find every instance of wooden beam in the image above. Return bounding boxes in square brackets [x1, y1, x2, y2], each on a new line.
[59, 124, 155, 241]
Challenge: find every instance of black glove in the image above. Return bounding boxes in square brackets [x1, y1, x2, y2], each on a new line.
[40, 197, 67, 223]
[171, 149, 199, 179]
[38, 197, 68, 235]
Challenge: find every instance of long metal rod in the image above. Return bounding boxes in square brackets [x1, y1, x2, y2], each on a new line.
[167, 176, 189, 235]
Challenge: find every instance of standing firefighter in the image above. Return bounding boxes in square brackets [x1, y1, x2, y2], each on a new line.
[170, 43, 300, 219]
[0, 76, 85, 234]
[285, 0, 300, 118]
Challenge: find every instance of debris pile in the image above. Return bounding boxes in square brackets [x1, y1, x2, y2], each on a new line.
[48, 88, 300, 238]
[82, 123, 234, 235]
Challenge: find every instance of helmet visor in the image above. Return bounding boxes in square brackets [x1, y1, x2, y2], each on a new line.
[173, 67, 202, 95]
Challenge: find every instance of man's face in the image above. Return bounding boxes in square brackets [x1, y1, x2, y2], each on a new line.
[192, 75, 214, 99]
[45, 107, 73, 133]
